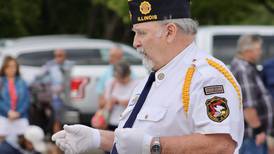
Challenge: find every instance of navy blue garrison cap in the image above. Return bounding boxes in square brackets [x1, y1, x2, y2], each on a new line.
[128, 0, 190, 24]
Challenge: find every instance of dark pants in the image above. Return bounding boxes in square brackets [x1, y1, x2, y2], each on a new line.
[0, 141, 22, 154]
[108, 124, 118, 131]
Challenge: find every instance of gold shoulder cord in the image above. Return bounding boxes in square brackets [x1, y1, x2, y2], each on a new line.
[182, 59, 242, 115]
[182, 62, 196, 115]
[206, 58, 242, 107]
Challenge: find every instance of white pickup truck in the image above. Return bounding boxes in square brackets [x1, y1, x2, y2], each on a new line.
[1, 27, 273, 124]
[0, 36, 148, 124]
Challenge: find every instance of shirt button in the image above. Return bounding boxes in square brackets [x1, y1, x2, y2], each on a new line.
[133, 96, 139, 103]
[145, 114, 148, 119]
[157, 73, 165, 80]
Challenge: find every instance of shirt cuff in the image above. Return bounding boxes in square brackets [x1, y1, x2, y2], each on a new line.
[142, 134, 153, 154]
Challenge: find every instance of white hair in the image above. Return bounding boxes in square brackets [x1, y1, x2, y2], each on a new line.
[157, 18, 198, 35]
[136, 48, 154, 72]
[236, 34, 262, 53]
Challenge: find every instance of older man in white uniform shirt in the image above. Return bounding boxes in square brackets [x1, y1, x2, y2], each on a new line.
[52, 0, 244, 154]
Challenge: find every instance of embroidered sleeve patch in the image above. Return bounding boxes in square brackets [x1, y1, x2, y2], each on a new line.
[206, 96, 229, 123]
[203, 85, 224, 95]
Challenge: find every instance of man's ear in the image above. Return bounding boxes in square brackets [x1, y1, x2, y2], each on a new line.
[165, 23, 177, 43]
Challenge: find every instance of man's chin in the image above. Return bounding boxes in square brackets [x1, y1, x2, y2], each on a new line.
[142, 61, 153, 72]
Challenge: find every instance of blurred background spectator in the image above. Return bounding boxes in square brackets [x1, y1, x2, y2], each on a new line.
[92, 60, 138, 130]
[96, 46, 123, 99]
[103, 60, 138, 130]
[261, 56, 274, 153]
[0, 56, 30, 142]
[96, 45, 124, 109]
[230, 34, 274, 154]
[96, 45, 137, 109]
[262, 57, 274, 101]
[39, 49, 74, 133]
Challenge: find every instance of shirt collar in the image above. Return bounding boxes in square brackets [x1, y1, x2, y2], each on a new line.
[235, 57, 259, 71]
[235, 57, 254, 66]
[154, 42, 197, 85]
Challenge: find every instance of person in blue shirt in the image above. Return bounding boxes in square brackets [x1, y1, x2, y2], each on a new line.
[96, 46, 124, 95]
[40, 49, 74, 133]
[262, 58, 274, 100]
[96, 45, 124, 109]
[0, 56, 30, 142]
[261, 57, 274, 153]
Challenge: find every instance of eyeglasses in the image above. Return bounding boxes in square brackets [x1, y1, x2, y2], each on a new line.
[55, 54, 65, 58]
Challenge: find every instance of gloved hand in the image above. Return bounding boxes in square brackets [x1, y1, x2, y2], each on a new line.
[115, 128, 153, 154]
[52, 124, 101, 154]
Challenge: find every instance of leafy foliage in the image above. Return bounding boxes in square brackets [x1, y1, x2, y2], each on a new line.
[92, 0, 130, 23]
[0, 0, 273, 42]
[191, 0, 274, 25]
[0, 0, 42, 37]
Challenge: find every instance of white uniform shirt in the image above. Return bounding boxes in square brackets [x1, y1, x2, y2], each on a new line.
[118, 42, 244, 153]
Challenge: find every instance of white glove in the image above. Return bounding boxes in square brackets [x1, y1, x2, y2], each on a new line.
[115, 128, 153, 154]
[52, 124, 101, 154]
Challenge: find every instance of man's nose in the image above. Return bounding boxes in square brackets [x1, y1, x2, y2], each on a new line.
[133, 35, 141, 49]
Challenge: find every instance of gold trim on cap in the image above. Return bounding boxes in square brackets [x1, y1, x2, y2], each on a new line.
[139, 1, 151, 15]
[129, 11, 132, 21]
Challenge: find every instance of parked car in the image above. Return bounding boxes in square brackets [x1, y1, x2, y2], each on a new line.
[196, 25, 274, 65]
[0, 36, 148, 124]
[0, 39, 14, 52]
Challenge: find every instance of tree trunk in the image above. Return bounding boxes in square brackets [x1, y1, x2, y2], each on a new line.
[104, 15, 120, 39]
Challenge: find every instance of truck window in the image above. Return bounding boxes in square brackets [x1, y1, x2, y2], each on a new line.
[99, 48, 142, 65]
[213, 35, 239, 64]
[17, 48, 142, 66]
[17, 50, 53, 66]
[213, 35, 274, 64]
[17, 49, 106, 66]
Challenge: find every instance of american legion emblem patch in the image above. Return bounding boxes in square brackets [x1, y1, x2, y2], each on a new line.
[206, 96, 229, 123]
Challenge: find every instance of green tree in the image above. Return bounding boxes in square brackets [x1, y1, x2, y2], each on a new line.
[89, 0, 131, 41]
[0, 0, 42, 37]
[90, 0, 274, 26]
[191, 0, 274, 25]
[1, 0, 273, 43]
[41, 0, 91, 34]
[92, 0, 130, 23]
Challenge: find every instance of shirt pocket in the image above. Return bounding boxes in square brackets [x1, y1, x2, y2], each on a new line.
[137, 107, 168, 122]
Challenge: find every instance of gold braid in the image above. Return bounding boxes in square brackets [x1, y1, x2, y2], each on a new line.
[206, 58, 242, 107]
[182, 59, 242, 115]
[182, 64, 196, 114]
